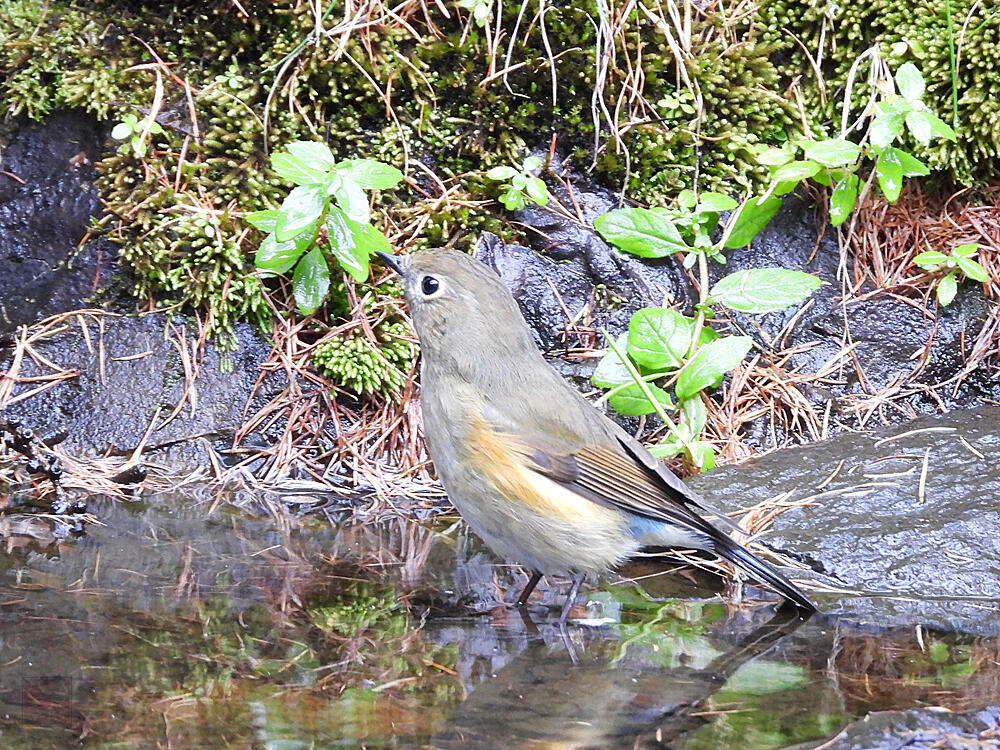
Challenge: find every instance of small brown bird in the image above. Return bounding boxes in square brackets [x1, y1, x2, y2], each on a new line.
[377, 249, 815, 623]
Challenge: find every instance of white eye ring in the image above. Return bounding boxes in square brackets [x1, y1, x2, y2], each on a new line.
[420, 275, 445, 298]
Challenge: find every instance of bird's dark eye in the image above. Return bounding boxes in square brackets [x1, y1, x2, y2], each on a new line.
[421, 276, 440, 296]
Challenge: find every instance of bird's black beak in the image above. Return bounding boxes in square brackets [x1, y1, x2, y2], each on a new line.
[375, 251, 403, 275]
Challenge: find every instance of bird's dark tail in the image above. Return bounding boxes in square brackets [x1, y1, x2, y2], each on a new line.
[712, 535, 816, 613]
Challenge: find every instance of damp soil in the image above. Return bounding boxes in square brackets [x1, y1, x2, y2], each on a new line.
[1, 489, 998, 749]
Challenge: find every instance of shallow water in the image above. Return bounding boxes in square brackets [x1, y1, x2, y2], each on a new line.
[0, 493, 996, 749]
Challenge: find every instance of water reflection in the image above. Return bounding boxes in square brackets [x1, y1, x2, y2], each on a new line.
[0, 493, 995, 748]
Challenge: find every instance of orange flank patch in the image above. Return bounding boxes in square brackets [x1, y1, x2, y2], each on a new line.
[465, 419, 615, 524]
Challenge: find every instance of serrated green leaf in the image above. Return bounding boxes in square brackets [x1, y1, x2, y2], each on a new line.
[889, 148, 930, 177]
[345, 215, 391, 262]
[255, 231, 310, 273]
[829, 174, 859, 226]
[271, 151, 329, 185]
[335, 158, 404, 189]
[591, 334, 632, 387]
[329, 174, 369, 223]
[905, 110, 933, 145]
[697, 192, 738, 212]
[245, 209, 280, 233]
[870, 112, 904, 149]
[937, 271, 958, 306]
[275, 185, 325, 241]
[285, 141, 337, 170]
[802, 139, 861, 168]
[627, 308, 694, 370]
[957, 257, 987, 282]
[594, 207, 688, 257]
[292, 246, 331, 315]
[895, 62, 925, 102]
[325, 208, 367, 282]
[724, 195, 781, 249]
[876, 152, 904, 203]
[924, 112, 957, 141]
[676, 336, 753, 400]
[609, 383, 673, 417]
[710, 268, 821, 313]
[913, 250, 949, 269]
[771, 160, 821, 183]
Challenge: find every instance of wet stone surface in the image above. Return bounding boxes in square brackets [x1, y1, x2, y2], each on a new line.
[0, 111, 115, 334]
[0, 312, 287, 469]
[688, 406, 1000, 634]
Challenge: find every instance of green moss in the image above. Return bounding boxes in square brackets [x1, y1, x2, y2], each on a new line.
[311, 320, 417, 399]
[758, 0, 1000, 184]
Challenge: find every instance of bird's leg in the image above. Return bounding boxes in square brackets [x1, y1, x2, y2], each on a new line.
[557, 573, 586, 628]
[516, 570, 543, 606]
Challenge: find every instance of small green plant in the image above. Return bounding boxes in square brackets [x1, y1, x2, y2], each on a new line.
[245, 141, 403, 315]
[457, 0, 492, 27]
[913, 243, 986, 306]
[752, 62, 956, 226]
[593, 195, 821, 469]
[311, 321, 417, 399]
[486, 155, 549, 211]
[110, 113, 164, 157]
[590, 61, 958, 470]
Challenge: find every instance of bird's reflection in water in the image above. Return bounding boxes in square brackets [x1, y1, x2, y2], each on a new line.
[429, 603, 810, 750]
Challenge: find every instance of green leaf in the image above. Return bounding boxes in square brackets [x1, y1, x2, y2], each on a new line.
[499, 187, 527, 211]
[271, 151, 329, 185]
[937, 271, 958, 306]
[870, 112, 905, 149]
[724, 195, 781, 249]
[627, 308, 695, 370]
[953, 243, 979, 258]
[325, 208, 367, 282]
[829, 174, 859, 226]
[292, 246, 331, 315]
[648, 439, 685, 460]
[771, 160, 821, 183]
[710, 269, 821, 313]
[255, 231, 311, 273]
[284, 141, 336, 170]
[957, 257, 987, 282]
[680, 396, 707, 434]
[687, 440, 715, 471]
[913, 250, 949, 269]
[677, 189, 697, 208]
[329, 174, 370, 223]
[802, 139, 861, 168]
[890, 148, 930, 177]
[591, 334, 632, 387]
[111, 122, 132, 140]
[876, 151, 904, 203]
[924, 111, 957, 141]
[676, 336, 753, 400]
[275, 185, 326, 241]
[755, 147, 794, 167]
[609, 383, 673, 417]
[594, 207, 688, 258]
[905, 110, 933, 145]
[345, 215, 391, 261]
[335, 158, 404, 189]
[245, 209, 280, 233]
[524, 176, 549, 205]
[522, 155, 542, 171]
[895, 62, 925, 102]
[486, 165, 518, 180]
[696, 192, 738, 212]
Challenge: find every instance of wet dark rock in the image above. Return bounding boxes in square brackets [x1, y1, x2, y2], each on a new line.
[800, 705, 1000, 750]
[0, 111, 116, 334]
[687, 406, 1000, 634]
[0, 313, 287, 470]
